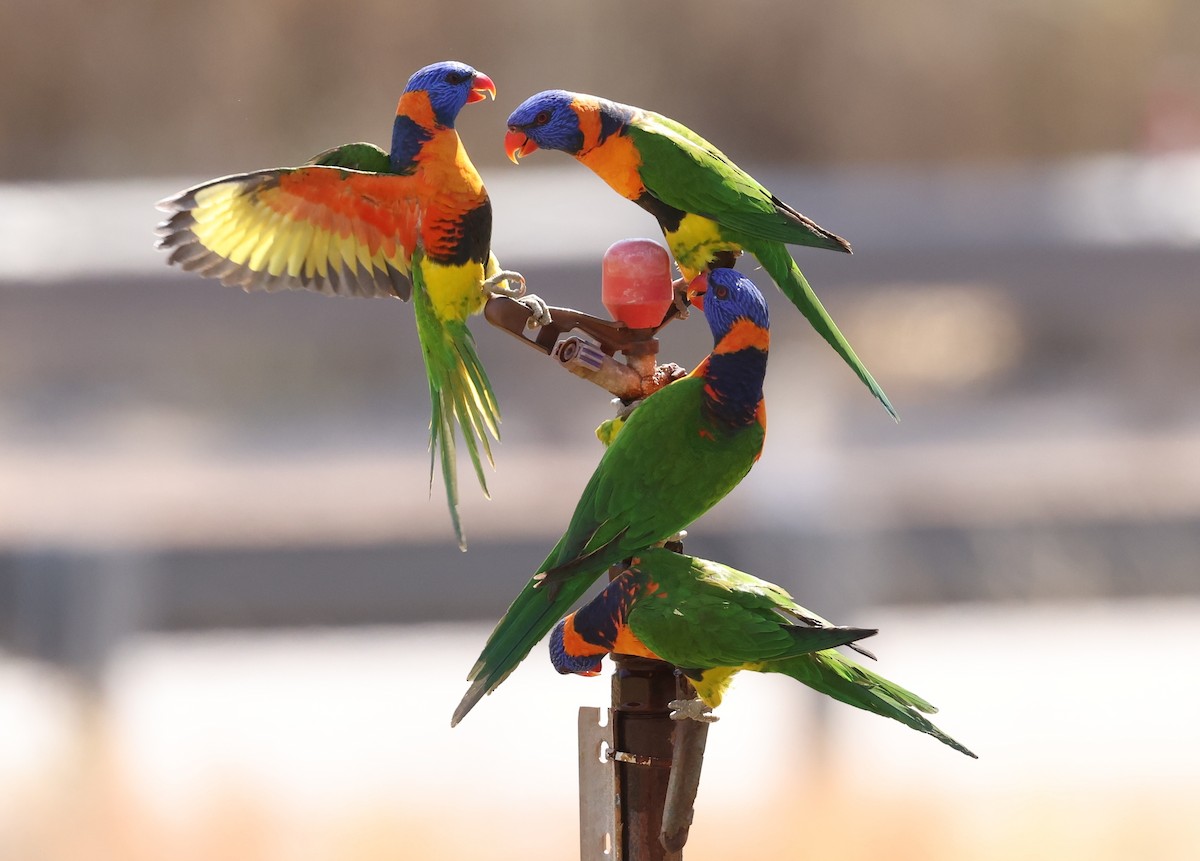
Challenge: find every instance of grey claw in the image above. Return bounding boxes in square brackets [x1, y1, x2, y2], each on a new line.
[517, 293, 552, 328]
[662, 530, 687, 546]
[672, 288, 691, 320]
[482, 269, 527, 298]
[668, 698, 719, 723]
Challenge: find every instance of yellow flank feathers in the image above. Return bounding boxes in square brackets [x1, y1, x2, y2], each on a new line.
[691, 665, 742, 708]
[421, 259, 488, 324]
[667, 213, 742, 279]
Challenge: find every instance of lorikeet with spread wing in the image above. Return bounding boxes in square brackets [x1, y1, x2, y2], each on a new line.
[452, 268, 770, 726]
[551, 547, 976, 758]
[157, 61, 544, 549]
[504, 90, 896, 420]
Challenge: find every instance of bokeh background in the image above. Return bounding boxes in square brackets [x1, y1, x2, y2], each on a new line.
[3, 2, 1200, 859]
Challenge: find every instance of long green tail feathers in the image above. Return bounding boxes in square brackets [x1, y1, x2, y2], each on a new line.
[773, 650, 977, 758]
[451, 542, 589, 727]
[410, 264, 500, 551]
[750, 242, 898, 421]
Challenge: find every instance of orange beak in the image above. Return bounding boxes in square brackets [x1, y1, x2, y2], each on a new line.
[468, 72, 496, 104]
[504, 129, 539, 164]
[687, 272, 709, 311]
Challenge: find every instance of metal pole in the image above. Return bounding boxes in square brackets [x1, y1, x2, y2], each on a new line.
[660, 688, 709, 853]
[610, 654, 681, 861]
[482, 253, 706, 861]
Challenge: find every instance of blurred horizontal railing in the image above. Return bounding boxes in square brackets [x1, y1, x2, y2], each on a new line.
[2, 152, 1200, 284]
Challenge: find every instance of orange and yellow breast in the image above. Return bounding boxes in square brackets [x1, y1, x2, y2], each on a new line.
[573, 107, 646, 201]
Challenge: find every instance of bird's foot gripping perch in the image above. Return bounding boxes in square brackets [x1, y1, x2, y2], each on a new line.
[671, 284, 693, 321]
[668, 698, 719, 723]
[481, 268, 526, 297]
[481, 270, 552, 327]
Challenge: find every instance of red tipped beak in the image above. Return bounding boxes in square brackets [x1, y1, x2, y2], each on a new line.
[688, 272, 709, 310]
[504, 129, 539, 164]
[468, 72, 496, 104]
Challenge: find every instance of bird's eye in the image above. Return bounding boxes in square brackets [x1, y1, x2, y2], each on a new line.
[444, 71, 467, 85]
[714, 285, 729, 300]
[534, 110, 551, 125]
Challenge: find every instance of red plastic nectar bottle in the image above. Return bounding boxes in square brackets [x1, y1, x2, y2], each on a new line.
[601, 239, 673, 329]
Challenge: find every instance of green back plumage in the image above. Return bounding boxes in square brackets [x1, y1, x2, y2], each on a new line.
[410, 252, 500, 551]
[451, 376, 764, 725]
[544, 377, 761, 570]
[624, 550, 853, 667]
[625, 551, 874, 661]
[307, 142, 393, 172]
[626, 114, 851, 252]
[623, 115, 897, 420]
[624, 548, 976, 758]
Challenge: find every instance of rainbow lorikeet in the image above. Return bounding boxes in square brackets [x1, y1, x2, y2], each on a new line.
[156, 61, 547, 549]
[452, 268, 770, 726]
[552, 547, 976, 758]
[504, 90, 896, 420]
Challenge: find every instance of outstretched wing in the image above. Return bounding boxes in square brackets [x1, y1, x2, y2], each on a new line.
[627, 112, 850, 253]
[156, 155, 417, 300]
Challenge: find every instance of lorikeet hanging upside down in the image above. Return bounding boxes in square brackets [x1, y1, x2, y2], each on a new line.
[552, 547, 977, 758]
[504, 90, 897, 421]
[157, 61, 547, 550]
[452, 268, 770, 726]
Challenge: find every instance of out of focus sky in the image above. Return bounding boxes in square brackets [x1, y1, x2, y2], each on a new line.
[3, 3, 1200, 861]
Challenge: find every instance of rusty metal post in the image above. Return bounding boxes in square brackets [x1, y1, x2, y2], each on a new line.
[610, 654, 681, 861]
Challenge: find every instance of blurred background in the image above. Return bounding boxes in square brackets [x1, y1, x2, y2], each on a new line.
[3, 1, 1200, 859]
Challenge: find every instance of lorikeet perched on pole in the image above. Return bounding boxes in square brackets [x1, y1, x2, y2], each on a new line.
[157, 61, 546, 549]
[504, 90, 896, 420]
[551, 547, 976, 758]
[452, 268, 770, 726]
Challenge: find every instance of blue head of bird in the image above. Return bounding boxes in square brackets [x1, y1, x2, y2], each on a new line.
[402, 60, 495, 128]
[549, 619, 604, 677]
[697, 268, 770, 342]
[505, 90, 632, 162]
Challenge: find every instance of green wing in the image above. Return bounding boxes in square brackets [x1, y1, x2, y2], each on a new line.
[543, 378, 762, 573]
[307, 142, 393, 172]
[627, 112, 849, 252]
[628, 550, 872, 667]
[627, 549, 976, 757]
[627, 114, 895, 420]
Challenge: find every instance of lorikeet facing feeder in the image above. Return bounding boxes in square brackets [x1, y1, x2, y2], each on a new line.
[453, 268, 771, 725]
[505, 89, 895, 420]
